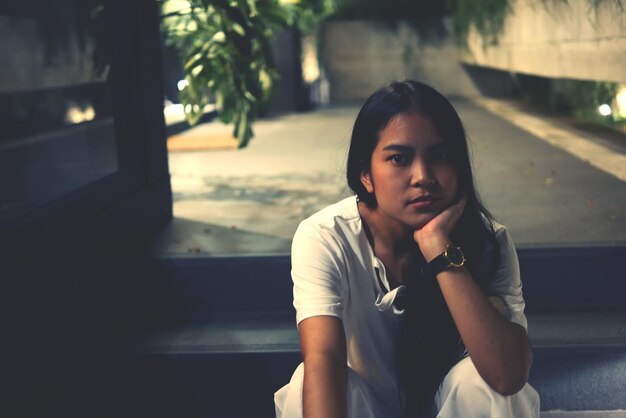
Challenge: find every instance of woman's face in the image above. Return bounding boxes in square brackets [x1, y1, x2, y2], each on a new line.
[360, 111, 459, 230]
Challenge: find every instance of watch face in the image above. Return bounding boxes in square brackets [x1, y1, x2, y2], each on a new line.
[446, 247, 465, 266]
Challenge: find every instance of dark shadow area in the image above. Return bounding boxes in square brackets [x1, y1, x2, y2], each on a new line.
[461, 63, 519, 97]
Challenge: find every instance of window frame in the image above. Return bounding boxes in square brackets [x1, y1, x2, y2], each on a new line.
[1, 0, 171, 260]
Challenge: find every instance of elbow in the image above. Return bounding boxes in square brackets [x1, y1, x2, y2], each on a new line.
[491, 375, 528, 396]
[486, 362, 530, 395]
[492, 330, 534, 396]
[490, 354, 533, 396]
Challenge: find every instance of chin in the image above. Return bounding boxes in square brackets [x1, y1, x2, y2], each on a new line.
[408, 212, 438, 230]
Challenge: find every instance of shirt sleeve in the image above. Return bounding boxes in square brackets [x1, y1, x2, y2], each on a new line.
[483, 224, 528, 330]
[291, 221, 345, 326]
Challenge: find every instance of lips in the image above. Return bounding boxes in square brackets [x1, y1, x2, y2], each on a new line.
[408, 195, 438, 209]
[408, 195, 437, 204]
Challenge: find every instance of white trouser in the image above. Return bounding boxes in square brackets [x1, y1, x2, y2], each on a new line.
[274, 357, 540, 418]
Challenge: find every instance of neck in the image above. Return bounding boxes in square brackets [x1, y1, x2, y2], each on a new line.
[358, 201, 416, 257]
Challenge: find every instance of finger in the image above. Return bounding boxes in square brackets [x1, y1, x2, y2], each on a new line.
[453, 195, 468, 211]
[440, 196, 466, 220]
[447, 198, 467, 225]
[429, 197, 466, 233]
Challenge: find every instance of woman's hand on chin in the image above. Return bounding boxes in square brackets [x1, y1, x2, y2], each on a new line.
[413, 197, 466, 262]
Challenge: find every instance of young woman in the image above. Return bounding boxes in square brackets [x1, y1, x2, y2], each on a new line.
[275, 80, 540, 418]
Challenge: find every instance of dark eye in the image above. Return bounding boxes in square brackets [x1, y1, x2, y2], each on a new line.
[388, 154, 408, 165]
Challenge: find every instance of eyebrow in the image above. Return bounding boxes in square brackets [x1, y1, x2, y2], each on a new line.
[382, 144, 414, 153]
[382, 142, 447, 153]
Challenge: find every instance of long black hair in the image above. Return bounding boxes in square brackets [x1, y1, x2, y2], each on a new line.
[346, 80, 501, 416]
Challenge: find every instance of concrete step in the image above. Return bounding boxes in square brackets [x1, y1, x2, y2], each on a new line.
[144, 244, 626, 322]
[139, 312, 626, 356]
[130, 244, 626, 416]
[540, 413, 626, 418]
[132, 311, 626, 417]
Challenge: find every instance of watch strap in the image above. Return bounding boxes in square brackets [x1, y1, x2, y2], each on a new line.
[427, 244, 465, 276]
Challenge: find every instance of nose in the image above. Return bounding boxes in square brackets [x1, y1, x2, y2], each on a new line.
[411, 159, 435, 187]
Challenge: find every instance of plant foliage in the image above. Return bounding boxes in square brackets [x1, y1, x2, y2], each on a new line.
[560, 80, 619, 121]
[160, 0, 333, 148]
[451, 0, 511, 47]
[452, 0, 624, 47]
[161, 0, 288, 148]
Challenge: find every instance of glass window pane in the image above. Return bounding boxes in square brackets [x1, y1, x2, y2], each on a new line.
[0, 1, 117, 223]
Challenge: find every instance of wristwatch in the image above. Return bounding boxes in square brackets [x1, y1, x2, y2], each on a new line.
[428, 244, 465, 275]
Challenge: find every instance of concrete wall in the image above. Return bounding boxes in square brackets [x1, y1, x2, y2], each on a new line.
[322, 20, 481, 102]
[461, 0, 626, 83]
[0, 15, 104, 94]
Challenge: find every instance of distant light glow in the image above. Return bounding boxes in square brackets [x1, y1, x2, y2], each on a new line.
[164, 103, 183, 117]
[301, 35, 320, 83]
[65, 103, 96, 124]
[177, 79, 189, 91]
[598, 104, 612, 116]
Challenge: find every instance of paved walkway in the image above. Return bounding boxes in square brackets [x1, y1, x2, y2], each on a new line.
[152, 98, 626, 257]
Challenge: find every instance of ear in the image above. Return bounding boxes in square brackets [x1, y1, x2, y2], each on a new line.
[360, 169, 374, 194]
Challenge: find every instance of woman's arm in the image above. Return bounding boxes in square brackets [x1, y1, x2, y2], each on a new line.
[434, 265, 532, 395]
[299, 315, 348, 418]
[414, 200, 532, 395]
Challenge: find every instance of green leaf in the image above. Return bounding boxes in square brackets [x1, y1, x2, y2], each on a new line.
[231, 22, 246, 36]
[191, 64, 204, 77]
[258, 68, 272, 92]
[247, 0, 258, 16]
[243, 90, 257, 102]
[236, 110, 251, 147]
[216, 91, 224, 111]
[212, 31, 227, 43]
[184, 52, 203, 70]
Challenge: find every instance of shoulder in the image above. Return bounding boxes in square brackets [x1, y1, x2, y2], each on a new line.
[479, 215, 513, 250]
[480, 217, 520, 281]
[300, 195, 360, 229]
[291, 198, 361, 324]
[491, 220, 516, 254]
[294, 196, 361, 244]
[291, 196, 362, 270]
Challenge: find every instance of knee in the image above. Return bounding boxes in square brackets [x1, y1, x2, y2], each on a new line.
[275, 363, 386, 418]
[439, 357, 491, 399]
[275, 363, 305, 418]
[436, 357, 540, 418]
